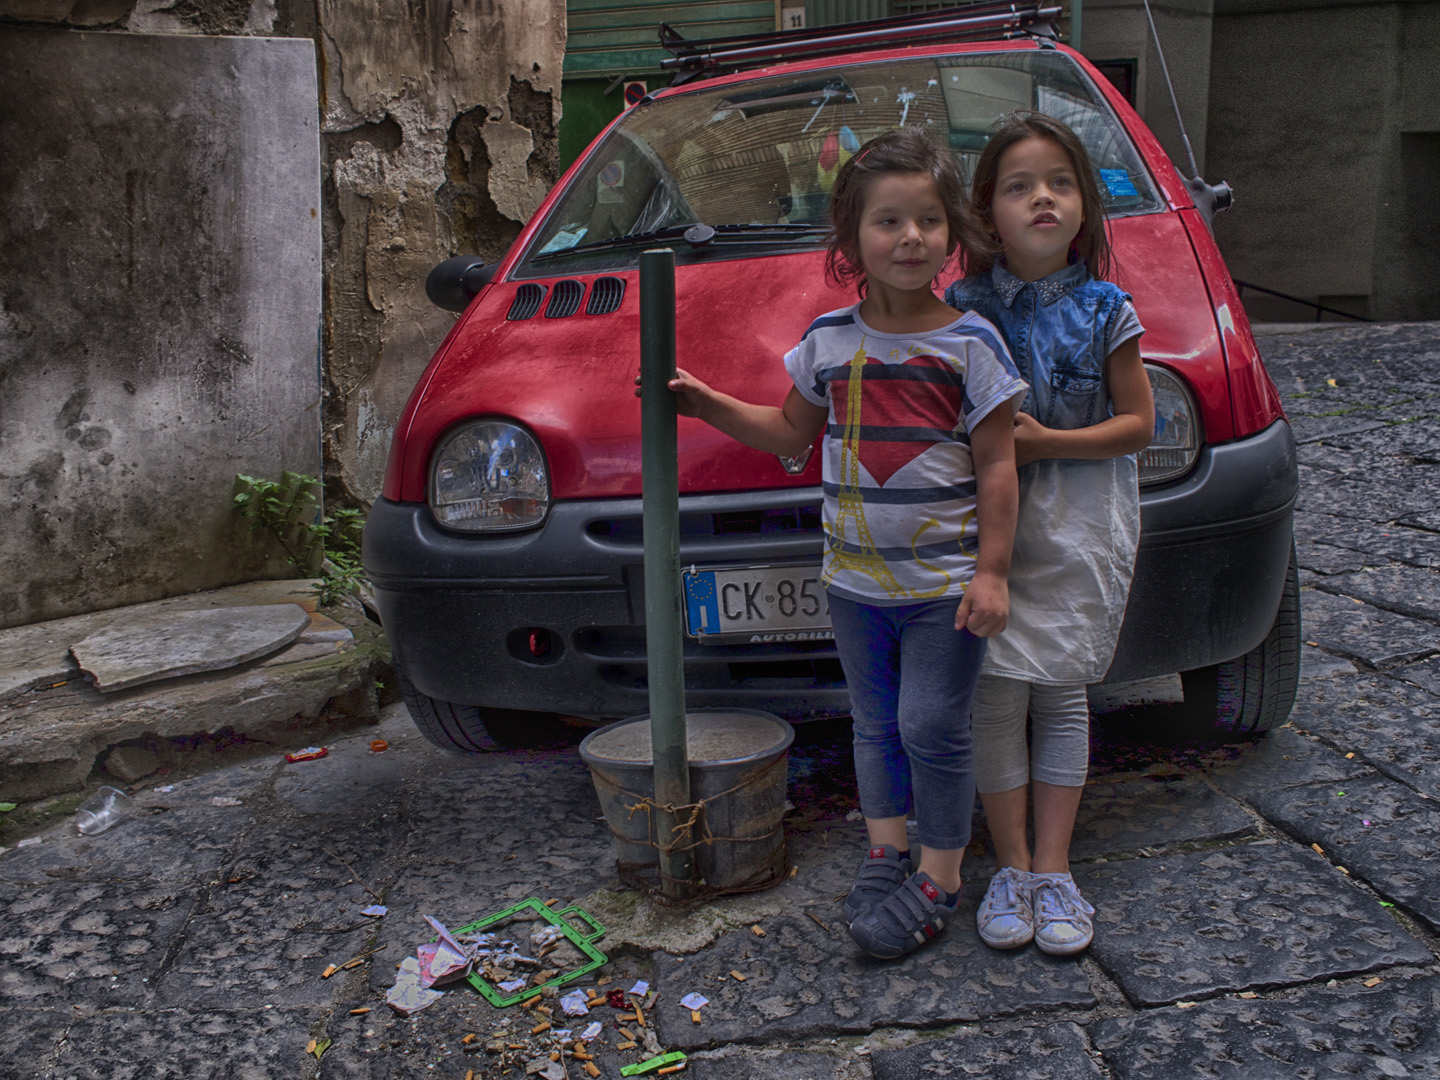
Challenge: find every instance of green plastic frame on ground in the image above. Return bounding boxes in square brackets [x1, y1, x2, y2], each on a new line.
[452, 898, 607, 1007]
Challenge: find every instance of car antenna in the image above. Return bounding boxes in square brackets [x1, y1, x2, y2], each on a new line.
[1139, 0, 1233, 226]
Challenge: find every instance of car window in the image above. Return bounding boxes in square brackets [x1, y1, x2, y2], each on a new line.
[517, 50, 1163, 278]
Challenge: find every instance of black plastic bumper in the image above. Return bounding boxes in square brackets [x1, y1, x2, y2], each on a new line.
[364, 420, 1297, 717]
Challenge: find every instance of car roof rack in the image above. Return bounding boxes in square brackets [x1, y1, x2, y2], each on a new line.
[660, 2, 1062, 84]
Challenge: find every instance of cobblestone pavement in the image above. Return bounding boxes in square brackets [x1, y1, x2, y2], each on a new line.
[4, 323, 1440, 1079]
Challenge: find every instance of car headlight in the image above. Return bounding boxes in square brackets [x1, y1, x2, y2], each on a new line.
[429, 420, 550, 531]
[1139, 364, 1201, 486]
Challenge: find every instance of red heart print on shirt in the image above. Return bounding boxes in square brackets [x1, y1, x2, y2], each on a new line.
[834, 354, 961, 487]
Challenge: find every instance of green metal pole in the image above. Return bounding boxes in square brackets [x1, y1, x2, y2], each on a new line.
[639, 248, 695, 899]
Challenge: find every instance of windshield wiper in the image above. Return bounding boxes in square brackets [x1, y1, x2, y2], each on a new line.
[534, 221, 829, 261]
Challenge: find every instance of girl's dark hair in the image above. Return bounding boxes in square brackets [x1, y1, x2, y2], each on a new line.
[963, 110, 1113, 281]
[825, 127, 986, 295]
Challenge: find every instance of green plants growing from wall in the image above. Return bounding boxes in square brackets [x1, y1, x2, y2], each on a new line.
[233, 472, 366, 606]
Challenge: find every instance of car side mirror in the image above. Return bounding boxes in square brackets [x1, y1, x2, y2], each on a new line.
[426, 255, 496, 312]
[1186, 176, 1234, 229]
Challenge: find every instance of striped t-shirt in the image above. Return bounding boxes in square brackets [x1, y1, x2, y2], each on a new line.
[784, 306, 1027, 606]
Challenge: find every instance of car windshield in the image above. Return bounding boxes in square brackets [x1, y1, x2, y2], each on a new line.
[516, 49, 1164, 278]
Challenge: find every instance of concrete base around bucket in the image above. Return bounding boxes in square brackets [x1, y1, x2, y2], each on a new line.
[579, 709, 794, 896]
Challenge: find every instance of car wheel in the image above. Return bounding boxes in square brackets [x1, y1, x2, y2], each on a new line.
[1180, 543, 1301, 737]
[395, 668, 534, 752]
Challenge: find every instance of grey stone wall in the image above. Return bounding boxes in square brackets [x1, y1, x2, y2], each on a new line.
[0, 1, 565, 627]
[0, 27, 322, 629]
[1205, 0, 1440, 320]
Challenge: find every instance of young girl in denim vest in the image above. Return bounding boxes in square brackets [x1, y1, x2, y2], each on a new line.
[943, 112, 1155, 955]
[641, 128, 1027, 958]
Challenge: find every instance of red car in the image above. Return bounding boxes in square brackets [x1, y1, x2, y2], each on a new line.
[363, 9, 1299, 749]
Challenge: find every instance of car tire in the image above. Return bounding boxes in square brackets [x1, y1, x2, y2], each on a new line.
[396, 668, 532, 752]
[1180, 543, 1301, 737]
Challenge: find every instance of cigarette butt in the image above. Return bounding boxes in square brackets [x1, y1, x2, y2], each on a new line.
[1311, 843, 1325, 855]
[546, 898, 560, 906]
[616, 1041, 636, 1051]
[618, 1026, 635, 1040]
[633, 1005, 646, 1027]
[1238, 992, 1258, 999]
[466, 1072, 474, 1080]
[461, 1033, 477, 1044]
[729, 970, 746, 981]
[1339, 866, 1350, 875]
[341, 958, 364, 970]
[1345, 752, 1355, 759]
[536, 1005, 553, 1016]
[585, 1064, 601, 1077]
[521, 994, 543, 1009]
[321, 965, 338, 979]
[751, 924, 766, 937]
[507, 1043, 525, 1050]
[550, 1052, 561, 1062]
[658, 1066, 687, 1075]
[1364, 977, 1383, 987]
[690, 1010, 702, 1024]
[349, 1007, 371, 1015]
[789, 866, 797, 877]
[573, 1050, 593, 1060]
[531, 1021, 551, 1035]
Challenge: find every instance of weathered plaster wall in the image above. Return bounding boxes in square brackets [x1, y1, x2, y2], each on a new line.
[316, 0, 566, 504]
[0, 1, 565, 627]
[0, 27, 322, 629]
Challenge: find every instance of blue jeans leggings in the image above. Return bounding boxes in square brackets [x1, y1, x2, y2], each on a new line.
[829, 593, 987, 851]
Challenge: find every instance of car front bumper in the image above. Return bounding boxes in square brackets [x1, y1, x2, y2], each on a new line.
[364, 419, 1297, 718]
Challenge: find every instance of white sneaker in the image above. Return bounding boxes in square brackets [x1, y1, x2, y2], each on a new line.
[976, 866, 1036, 950]
[1030, 873, 1095, 956]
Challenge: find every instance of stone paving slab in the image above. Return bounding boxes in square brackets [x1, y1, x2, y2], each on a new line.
[869, 1021, 1101, 1079]
[1297, 642, 1360, 681]
[1287, 415, 1386, 444]
[1288, 673, 1440, 800]
[1311, 564, 1440, 623]
[1298, 589, 1440, 669]
[1295, 518, 1440, 569]
[154, 821, 402, 1010]
[70, 604, 311, 691]
[649, 909, 1095, 1049]
[1391, 654, 1440, 695]
[43, 1006, 324, 1080]
[1080, 841, 1429, 1008]
[686, 1046, 863, 1079]
[1249, 774, 1440, 935]
[1206, 725, 1371, 803]
[1, 1010, 76, 1080]
[1092, 974, 1440, 1080]
[1292, 464, 1440, 524]
[1300, 417, 1440, 462]
[1070, 777, 1257, 862]
[1294, 539, 1372, 576]
[0, 875, 195, 1006]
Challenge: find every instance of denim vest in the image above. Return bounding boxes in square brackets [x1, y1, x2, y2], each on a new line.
[944, 262, 1130, 432]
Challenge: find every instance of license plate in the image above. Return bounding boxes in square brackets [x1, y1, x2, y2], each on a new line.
[682, 563, 832, 643]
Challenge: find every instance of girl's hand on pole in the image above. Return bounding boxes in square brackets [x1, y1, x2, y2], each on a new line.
[955, 570, 1008, 636]
[633, 366, 713, 419]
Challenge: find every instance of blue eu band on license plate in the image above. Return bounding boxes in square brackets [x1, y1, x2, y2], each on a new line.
[683, 564, 832, 641]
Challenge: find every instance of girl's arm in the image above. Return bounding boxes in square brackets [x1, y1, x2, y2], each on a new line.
[1012, 337, 1155, 466]
[643, 368, 829, 458]
[955, 405, 1019, 637]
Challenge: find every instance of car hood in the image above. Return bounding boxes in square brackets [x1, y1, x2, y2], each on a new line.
[389, 212, 1225, 503]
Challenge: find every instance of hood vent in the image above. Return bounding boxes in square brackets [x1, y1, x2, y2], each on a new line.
[587, 277, 626, 315]
[546, 279, 585, 318]
[507, 283, 547, 321]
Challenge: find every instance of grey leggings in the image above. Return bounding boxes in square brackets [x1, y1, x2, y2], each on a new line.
[970, 674, 1090, 792]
